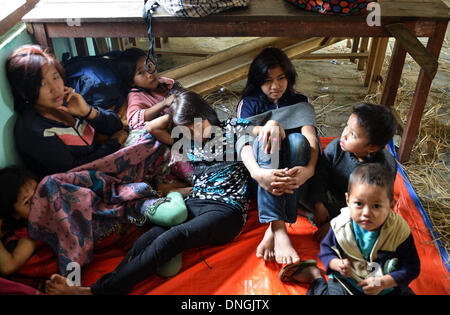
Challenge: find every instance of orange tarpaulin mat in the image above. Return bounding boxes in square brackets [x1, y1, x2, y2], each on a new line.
[15, 137, 450, 294]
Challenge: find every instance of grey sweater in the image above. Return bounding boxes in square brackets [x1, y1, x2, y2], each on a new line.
[311, 138, 397, 218]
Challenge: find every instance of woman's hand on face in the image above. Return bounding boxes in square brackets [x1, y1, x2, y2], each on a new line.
[57, 87, 91, 117]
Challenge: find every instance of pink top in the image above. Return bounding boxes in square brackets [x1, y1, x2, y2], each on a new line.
[126, 77, 175, 130]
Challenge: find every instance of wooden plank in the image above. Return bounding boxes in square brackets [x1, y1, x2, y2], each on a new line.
[154, 48, 212, 57]
[381, 40, 407, 108]
[74, 38, 89, 56]
[34, 19, 438, 40]
[93, 38, 109, 54]
[398, 21, 448, 163]
[32, 23, 52, 51]
[350, 37, 360, 63]
[22, 0, 450, 22]
[364, 38, 380, 87]
[385, 22, 439, 79]
[296, 52, 369, 60]
[367, 38, 389, 94]
[357, 37, 370, 70]
[0, 0, 39, 36]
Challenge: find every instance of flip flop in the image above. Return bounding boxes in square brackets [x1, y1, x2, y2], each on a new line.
[279, 259, 318, 283]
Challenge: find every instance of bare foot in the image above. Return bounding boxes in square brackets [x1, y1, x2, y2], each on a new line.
[271, 220, 300, 265]
[45, 274, 92, 295]
[292, 266, 322, 284]
[256, 225, 275, 261]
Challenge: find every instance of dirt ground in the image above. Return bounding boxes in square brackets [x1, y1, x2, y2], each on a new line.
[132, 25, 450, 255]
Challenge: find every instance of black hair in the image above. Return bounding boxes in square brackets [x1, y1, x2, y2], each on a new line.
[352, 103, 396, 148]
[5, 45, 66, 113]
[0, 166, 38, 238]
[168, 91, 221, 130]
[116, 47, 169, 94]
[348, 163, 395, 202]
[242, 47, 297, 98]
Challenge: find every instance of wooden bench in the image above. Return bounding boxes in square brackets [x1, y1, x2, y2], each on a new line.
[22, 0, 450, 163]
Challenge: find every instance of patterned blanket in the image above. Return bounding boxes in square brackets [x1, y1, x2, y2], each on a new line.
[28, 139, 166, 275]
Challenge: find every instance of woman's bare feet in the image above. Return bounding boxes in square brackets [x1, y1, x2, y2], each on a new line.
[271, 220, 300, 265]
[256, 225, 275, 261]
[45, 274, 92, 295]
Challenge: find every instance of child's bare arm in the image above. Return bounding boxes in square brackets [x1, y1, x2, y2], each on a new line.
[144, 94, 175, 122]
[146, 114, 174, 145]
[0, 237, 36, 276]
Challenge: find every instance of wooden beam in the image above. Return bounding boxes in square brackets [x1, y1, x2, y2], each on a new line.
[367, 38, 389, 94]
[94, 38, 109, 54]
[398, 21, 448, 163]
[364, 38, 379, 87]
[357, 37, 370, 70]
[350, 37, 360, 63]
[154, 48, 213, 57]
[381, 40, 407, 108]
[385, 22, 439, 79]
[74, 38, 89, 56]
[296, 52, 369, 60]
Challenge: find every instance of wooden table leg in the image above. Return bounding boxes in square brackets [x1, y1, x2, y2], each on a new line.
[33, 23, 53, 52]
[398, 21, 448, 163]
[381, 39, 407, 108]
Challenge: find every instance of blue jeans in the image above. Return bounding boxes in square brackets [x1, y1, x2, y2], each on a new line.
[253, 132, 310, 223]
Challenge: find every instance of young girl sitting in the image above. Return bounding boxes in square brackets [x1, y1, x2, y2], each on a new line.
[44, 91, 285, 295]
[237, 47, 319, 265]
[117, 48, 192, 196]
[117, 48, 182, 132]
[6, 45, 128, 178]
[311, 103, 397, 241]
